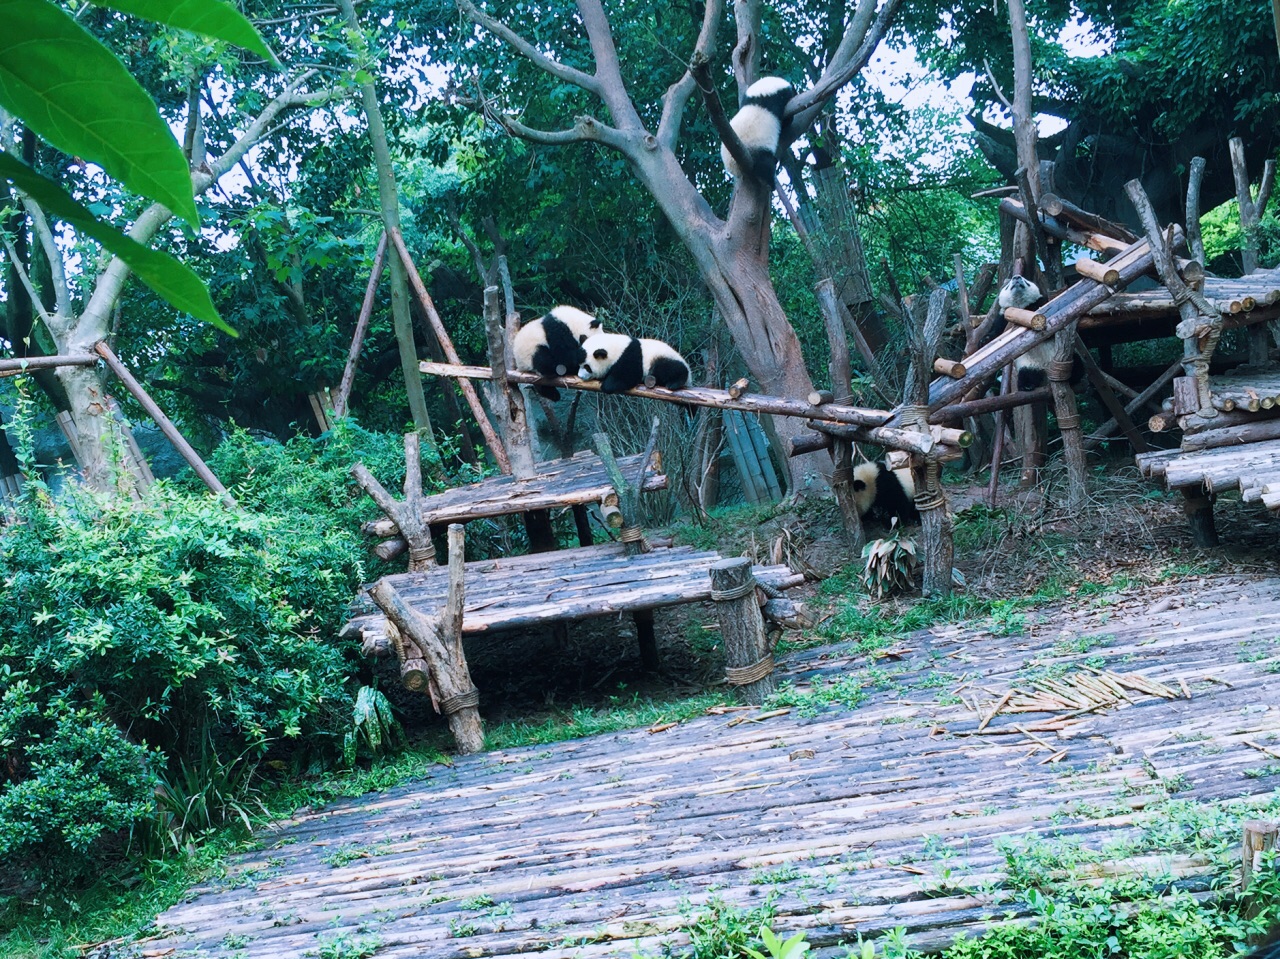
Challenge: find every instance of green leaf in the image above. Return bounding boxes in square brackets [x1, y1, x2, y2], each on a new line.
[0, 0, 200, 226]
[0, 152, 234, 335]
[90, 0, 278, 65]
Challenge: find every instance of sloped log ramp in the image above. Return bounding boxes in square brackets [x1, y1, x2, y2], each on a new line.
[894, 235, 1159, 422]
[341, 544, 804, 644]
[360, 451, 666, 538]
[152, 576, 1280, 958]
[1138, 438, 1280, 512]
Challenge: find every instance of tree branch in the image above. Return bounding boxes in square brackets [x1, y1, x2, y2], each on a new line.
[690, 54, 755, 183]
[786, 0, 900, 129]
[656, 0, 723, 149]
[0, 233, 54, 328]
[456, 0, 602, 97]
[575, 0, 641, 128]
[20, 195, 73, 323]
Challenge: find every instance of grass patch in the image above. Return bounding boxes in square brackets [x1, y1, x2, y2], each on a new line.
[484, 691, 730, 750]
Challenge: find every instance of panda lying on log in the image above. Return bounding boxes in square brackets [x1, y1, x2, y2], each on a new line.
[512, 305, 603, 400]
[578, 333, 690, 394]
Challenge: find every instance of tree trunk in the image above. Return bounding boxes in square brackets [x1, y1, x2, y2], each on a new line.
[55, 363, 135, 494]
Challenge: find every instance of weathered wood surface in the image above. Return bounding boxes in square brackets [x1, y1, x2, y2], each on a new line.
[360, 451, 665, 538]
[150, 577, 1280, 959]
[1082, 267, 1280, 321]
[342, 544, 804, 642]
[1137, 437, 1280, 513]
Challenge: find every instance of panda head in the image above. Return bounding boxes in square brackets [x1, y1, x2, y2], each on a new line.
[547, 305, 603, 344]
[997, 276, 1043, 311]
[578, 333, 633, 380]
[851, 462, 880, 518]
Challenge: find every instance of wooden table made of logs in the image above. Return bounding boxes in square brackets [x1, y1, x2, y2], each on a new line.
[342, 542, 804, 678]
[360, 450, 667, 557]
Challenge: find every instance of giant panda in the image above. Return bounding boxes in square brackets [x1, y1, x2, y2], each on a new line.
[577, 333, 690, 394]
[851, 461, 919, 528]
[996, 276, 1056, 392]
[513, 305, 603, 400]
[720, 76, 796, 183]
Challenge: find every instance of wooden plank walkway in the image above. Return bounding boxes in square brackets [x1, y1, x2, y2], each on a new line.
[151, 576, 1280, 958]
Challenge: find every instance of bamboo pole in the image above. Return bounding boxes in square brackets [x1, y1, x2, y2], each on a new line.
[93, 342, 234, 508]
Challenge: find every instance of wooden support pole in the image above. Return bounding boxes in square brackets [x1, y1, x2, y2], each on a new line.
[815, 278, 865, 552]
[1181, 483, 1218, 548]
[1074, 334, 1151, 454]
[1049, 321, 1088, 510]
[634, 608, 660, 672]
[352, 433, 437, 570]
[369, 527, 483, 755]
[389, 228, 511, 473]
[932, 386, 1051, 422]
[988, 363, 1014, 504]
[1085, 356, 1182, 447]
[1241, 819, 1278, 909]
[333, 232, 387, 418]
[483, 285, 535, 478]
[93, 341, 235, 508]
[1186, 156, 1208, 267]
[711, 558, 774, 705]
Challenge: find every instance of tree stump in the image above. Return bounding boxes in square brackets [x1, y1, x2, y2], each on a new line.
[368, 524, 483, 753]
[711, 558, 774, 705]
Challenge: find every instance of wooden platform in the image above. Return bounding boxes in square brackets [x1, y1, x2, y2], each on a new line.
[1138, 438, 1280, 512]
[342, 543, 805, 643]
[149, 575, 1280, 958]
[1084, 269, 1280, 321]
[360, 451, 666, 537]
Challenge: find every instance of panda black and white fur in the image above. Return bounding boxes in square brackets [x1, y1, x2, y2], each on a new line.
[996, 276, 1055, 392]
[851, 461, 919, 528]
[513, 305, 603, 400]
[721, 76, 796, 183]
[578, 333, 690, 394]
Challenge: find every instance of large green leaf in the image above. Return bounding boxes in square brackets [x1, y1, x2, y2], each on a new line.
[0, 152, 234, 336]
[0, 0, 200, 226]
[91, 0, 278, 64]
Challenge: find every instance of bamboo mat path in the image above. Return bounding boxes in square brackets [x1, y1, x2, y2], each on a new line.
[150, 576, 1280, 958]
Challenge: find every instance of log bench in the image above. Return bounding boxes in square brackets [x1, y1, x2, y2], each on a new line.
[341, 542, 805, 751]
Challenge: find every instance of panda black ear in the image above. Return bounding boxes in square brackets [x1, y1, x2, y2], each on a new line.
[578, 334, 587, 343]
[593, 348, 609, 360]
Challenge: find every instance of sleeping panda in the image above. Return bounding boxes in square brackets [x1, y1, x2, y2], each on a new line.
[996, 276, 1055, 392]
[720, 76, 796, 183]
[513, 305, 603, 400]
[851, 461, 919, 528]
[577, 333, 690, 394]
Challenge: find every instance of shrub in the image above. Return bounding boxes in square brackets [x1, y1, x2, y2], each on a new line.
[0, 479, 365, 875]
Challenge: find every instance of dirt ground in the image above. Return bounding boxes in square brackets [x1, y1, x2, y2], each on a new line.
[387, 459, 1280, 735]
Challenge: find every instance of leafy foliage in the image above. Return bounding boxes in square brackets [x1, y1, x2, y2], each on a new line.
[0, 474, 365, 875]
[861, 527, 919, 599]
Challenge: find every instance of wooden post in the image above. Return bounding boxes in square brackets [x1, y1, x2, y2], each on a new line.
[483, 285, 535, 478]
[352, 432, 437, 570]
[710, 558, 774, 705]
[368, 525, 483, 754]
[594, 423, 658, 556]
[634, 608, 660, 672]
[1048, 321, 1087, 510]
[1186, 157, 1208, 268]
[1181, 483, 1218, 549]
[94, 341, 235, 508]
[814, 278, 865, 552]
[333, 232, 387, 418]
[1242, 819, 1279, 944]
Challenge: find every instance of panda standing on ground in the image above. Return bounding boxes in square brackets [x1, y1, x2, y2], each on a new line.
[577, 333, 690, 394]
[851, 461, 919, 529]
[512, 305, 603, 400]
[720, 76, 796, 183]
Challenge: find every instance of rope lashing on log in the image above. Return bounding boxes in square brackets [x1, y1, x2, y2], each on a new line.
[710, 579, 757, 602]
[831, 465, 854, 485]
[619, 525, 647, 545]
[408, 545, 437, 568]
[724, 656, 775, 686]
[440, 687, 480, 715]
[1047, 360, 1075, 381]
[914, 486, 947, 512]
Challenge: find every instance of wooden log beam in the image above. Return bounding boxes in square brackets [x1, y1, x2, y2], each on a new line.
[1040, 193, 1138, 243]
[932, 386, 1052, 422]
[1182, 413, 1280, 451]
[1073, 333, 1151, 453]
[419, 361, 895, 429]
[94, 341, 235, 507]
[0, 353, 98, 375]
[893, 233, 1161, 422]
[1085, 356, 1182, 447]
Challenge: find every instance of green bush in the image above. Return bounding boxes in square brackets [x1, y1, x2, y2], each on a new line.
[0, 479, 366, 875]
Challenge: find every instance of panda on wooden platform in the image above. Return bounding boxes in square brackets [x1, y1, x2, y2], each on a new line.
[513, 305, 603, 400]
[721, 76, 796, 183]
[577, 333, 690, 394]
[851, 461, 919, 529]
